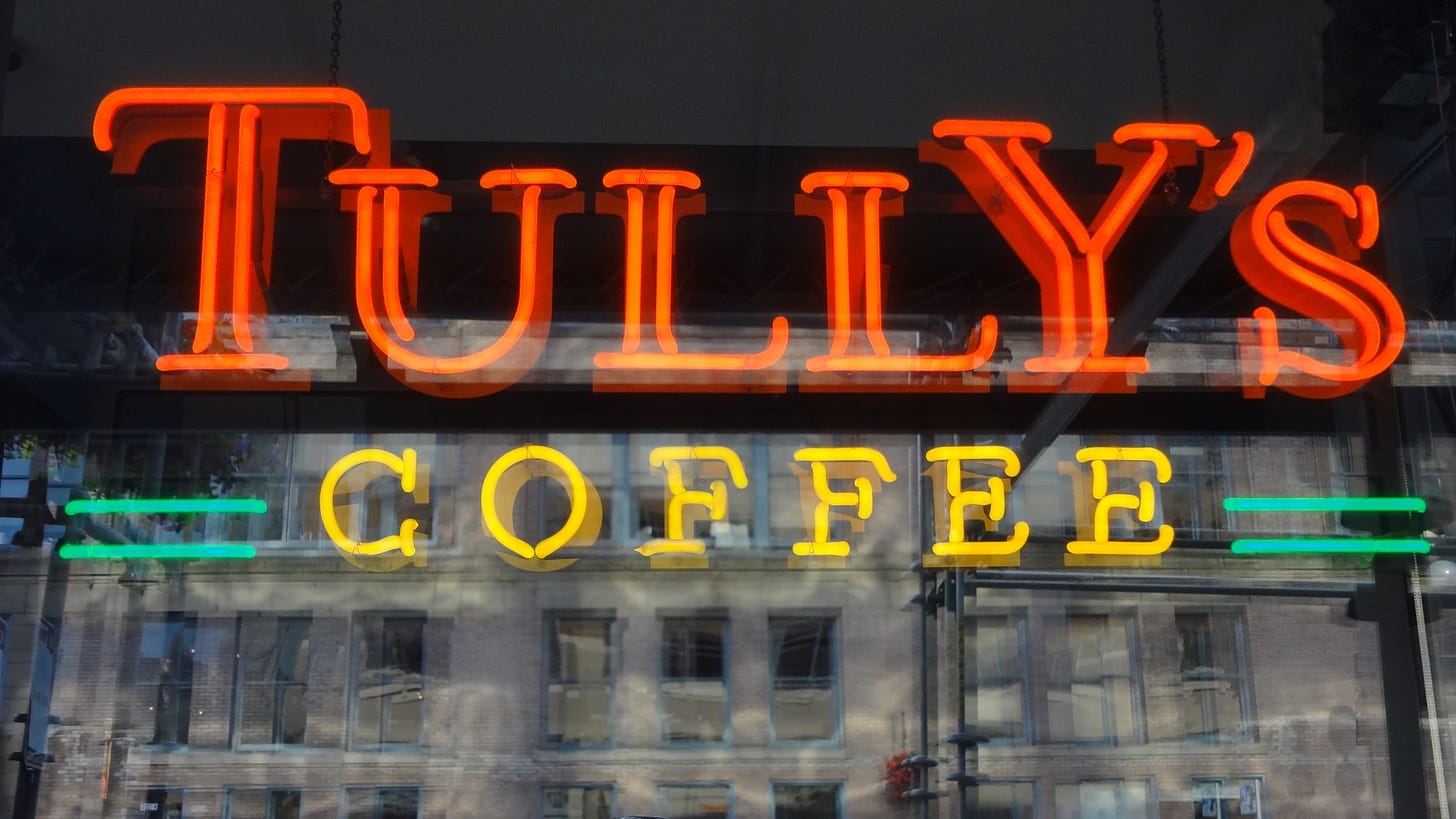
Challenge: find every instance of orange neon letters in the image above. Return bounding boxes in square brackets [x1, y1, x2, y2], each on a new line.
[594, 170, 790, 388]
[1230, 181, 1403, 397]
[920, 120, 1254, 387]
[331, 167, 583, 398]
[94, 87, 377, 377]
[93, 87, 1408, 399]
[796, 172, 999, 381]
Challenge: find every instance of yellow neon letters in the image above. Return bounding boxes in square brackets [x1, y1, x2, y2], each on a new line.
[926, 445, 1029, 557]
[638, 446, 750, 566]
[319, 447, 428, 571]
[318, 441, 1184, 570]
[480, 445, 603, 566]
[791, 447, 898, 557]
[1067, 446, 1174, 556]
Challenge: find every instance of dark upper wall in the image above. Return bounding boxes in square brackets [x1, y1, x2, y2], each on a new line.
[3, 0, 1324, 147]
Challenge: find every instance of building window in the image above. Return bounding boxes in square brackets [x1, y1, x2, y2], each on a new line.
[658, 783, 730, 818]
[1161, 440, 1230, 536]
[139, 615, 196, 746]
[661, 617, 728, 744]
[222, 788, 302, 819]
[352, 614, 425, 747]
[1053, 778, 1154, 819]
[344, 785, 421, 819]
[547, 614, 614, 746]
[1044, 612, 1141, 743]
[1190, 777, 1264, 818]
[541, 784, 614, 819]
[1177, 610, 1254, 740]
[233, 614, 311, 747]
[134, 788, 184, 818]
[772, 783, 841, 819]
[978, 780, 1036, 819]
[769, 616, 838, 743]
[968, 614, 1030, 744]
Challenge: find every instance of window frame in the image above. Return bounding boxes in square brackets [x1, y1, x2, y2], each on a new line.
[655, 781, 733, 819]
[1176, 609, 1256, 743]
[965, 610, 1033, 745]
[1041, 609, 1146, 746]
[658, 614, 731, 747]
[767, 613, 842, 747]
[1189, 775, 1266, 819]
[143, 613, 197, 749]
[769, 780, 843, 819]
[1052, 777, 1157, 819]
[543, 611, 617, 749]
[975, 778, 1038, 818]
[539, 783, 616, 819]
[231, 612, 312, 749]
[348, 612, 427, 751]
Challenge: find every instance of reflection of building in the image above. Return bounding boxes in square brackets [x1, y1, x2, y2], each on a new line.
[0, 431, 1406, 817]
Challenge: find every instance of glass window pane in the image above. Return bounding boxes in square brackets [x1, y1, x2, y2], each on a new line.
[542, 785, 614, 819]
[658, 784, 729, 819]
[771, 617, 837, 742]
[268, 789, 301, 819]
[978, 781, 1035, 819]
[772, 783, 840, 819]
[354, 614, 425, 746]
[662, 617, 726, 744]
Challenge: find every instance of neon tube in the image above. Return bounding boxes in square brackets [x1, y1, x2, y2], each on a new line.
[65, 498, 268, 515]
[1222, 497, 1425, 513]
[59, 544, 258, 560]
[1231, 538, 1429, 555]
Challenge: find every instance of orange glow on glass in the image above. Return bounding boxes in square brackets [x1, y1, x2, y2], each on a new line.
[603, 169, 701, 189]
[622, 186, 645, 353]
[922, 119, 1235, 379]
[193, 102, 228, 355]
[1112, 122, 1218, 146]
[800, 171, 910, 194]
[344, 171, 575, 378]
[481, 168, 577, 188]
[1213, 131, 1255, 197]
[1231, 180, 1404, 394]
[932, 119, 1052, 143]
[656, 186, 679, 353]
[1354, 184, 1379, 249]
[97, 87, 379, 377]
[231, 104, 260, 352]
[329, 168, 439, 187]
[155, 352, 288, 372]
[958, 136, 1080, 361]
[798, 171, 998, 374]
[595, 170, 789, 378]
[93, 86, 372, 153]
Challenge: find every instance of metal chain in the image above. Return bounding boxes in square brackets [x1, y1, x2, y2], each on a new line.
[1152, 0, 1172, 122]
[1151, 0, 1179, 201]
[328, 0, 342, 87]
[322, 0, 343, 197]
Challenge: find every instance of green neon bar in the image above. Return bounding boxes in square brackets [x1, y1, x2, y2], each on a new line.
[58, 544, 257, 560]
[64, 498, 267, 515]
[1222, 497, 1426, 513]
[1231, 538, 1431, 555]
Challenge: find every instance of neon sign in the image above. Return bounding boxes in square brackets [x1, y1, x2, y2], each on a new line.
[309, 443, 1429, 573]
[93, 87, 1404, 398]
